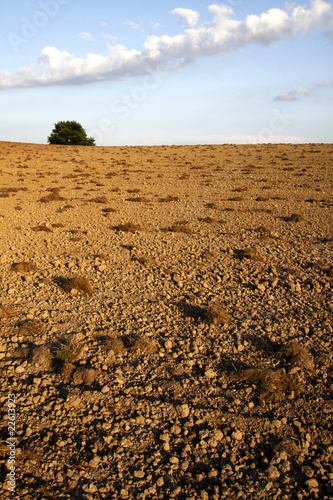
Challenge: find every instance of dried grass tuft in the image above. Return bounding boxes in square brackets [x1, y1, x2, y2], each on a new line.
[0, 305, 17, 319]
[281, 341, 314, 374]
[114, 222, 142, 232]
[160, 195, 180, 202]
[57, 338, 88, 363]
[61, 276, 94, 295]
[130, 336, 157, 354]
[102, 207, 118, 213]
[231, 367, 297, 402]
[170, 222, 193, 234]
[72, 368, 98, 386]
[32, 225, 53, 232]
[11, 262, 38, 273]
[104, 337, 126, 353]
[238, 247, 264, 262]
[273, 439, 300, 457]
[202, 251, 216, 261]
[126, 196, 149, 202]
[201, 217, 219, 224]
[286, 213, 307, 223]
[60, 362, 75, 383]
[18, 320, 43, 337]
[89, 196, 108, 204]
[39, 190, 65, 202]
[30, 346, 53, 371]
[202, 304, 231, 325]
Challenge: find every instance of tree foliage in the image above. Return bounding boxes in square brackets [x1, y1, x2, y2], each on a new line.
[47, 121, 95, 146]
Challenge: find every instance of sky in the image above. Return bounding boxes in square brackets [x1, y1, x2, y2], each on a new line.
[0, 0, 332, 146]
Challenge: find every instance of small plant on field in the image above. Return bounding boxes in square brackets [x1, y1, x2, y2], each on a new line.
[11, 262, 38, 273]
[114, 222, 142, 232]
[61, 276, 94, 295]
[202, 304, 231, 325]
[57, 338, 88, 363]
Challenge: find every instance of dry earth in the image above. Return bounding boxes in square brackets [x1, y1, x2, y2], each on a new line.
[0, 141, 332, 500]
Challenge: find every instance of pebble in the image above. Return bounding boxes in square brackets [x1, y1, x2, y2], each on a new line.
[267, 466, 280, 480]
[177, 404, 190, 418]
[231, 430, 243, 441]
[306, 479, 319, 490]
[205, 368, 217, 379]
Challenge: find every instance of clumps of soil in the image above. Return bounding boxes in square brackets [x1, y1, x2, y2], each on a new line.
[39, 189, 65, 202]
[30, 346, 53, 371]
[280, 340, 315, 374]
[237, 247, 264, 262]
[32, 225, 53, 233]
[51, 223, 65, 228]
[256, 196, 269, 202]
[285, 213, 307, 222]
[170, 222, 193, 234]
[11, 262, 38, 273]
[231, 368, 297, 402]
[0, 305, 17, 319]
[201, 304, 231, 325]
[60, 276, 94, 295]
[113, 222, 142, 232]
[18, 320, 43, 337]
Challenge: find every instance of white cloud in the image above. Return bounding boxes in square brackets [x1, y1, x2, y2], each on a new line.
[275, 85, 309, 101]
[275, 81, 332, 101]
[124, 21, 140, 30]
[0, 1, 332, 88]
[102, 33, 118, 43]
[171, 8, 199, 28]
[79, 32, 95, 42]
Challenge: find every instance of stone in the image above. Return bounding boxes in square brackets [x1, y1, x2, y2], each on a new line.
[232, 430, 243, 441]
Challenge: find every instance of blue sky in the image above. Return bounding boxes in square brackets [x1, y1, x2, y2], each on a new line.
[0, 0, 332, 145]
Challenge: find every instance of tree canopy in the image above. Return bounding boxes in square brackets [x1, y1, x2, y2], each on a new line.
[47, 121, 95, 146]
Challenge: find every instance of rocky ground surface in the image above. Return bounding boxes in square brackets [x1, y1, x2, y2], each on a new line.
[0, 141, 332, 500]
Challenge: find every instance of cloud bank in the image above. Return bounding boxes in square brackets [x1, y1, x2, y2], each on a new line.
[1, 1, 332, 89]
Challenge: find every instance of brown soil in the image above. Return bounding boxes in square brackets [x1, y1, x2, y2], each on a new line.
[0, 141, 332, 500]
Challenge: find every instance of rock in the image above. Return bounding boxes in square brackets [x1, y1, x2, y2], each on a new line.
[306, 479, 319, 490]
[231, 430, 243, 441]
[205, 368, 217, 379]
[177, 404, 190, 418]
[267, 466, 280, 480]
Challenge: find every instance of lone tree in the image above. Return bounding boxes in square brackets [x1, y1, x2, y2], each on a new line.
[47, 121, 95, 146]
